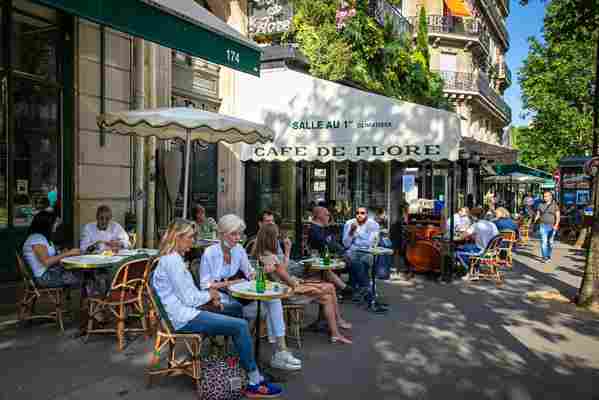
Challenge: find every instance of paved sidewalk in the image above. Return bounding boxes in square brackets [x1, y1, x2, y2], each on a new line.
[1, 240, 597, 400]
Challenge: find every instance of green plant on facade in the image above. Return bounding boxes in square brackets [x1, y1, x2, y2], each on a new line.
[288, 0, 451, 110]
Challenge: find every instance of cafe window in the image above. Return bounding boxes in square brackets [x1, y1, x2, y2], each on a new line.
[0, 0, 65, 228]
[13, 80, 60, 226]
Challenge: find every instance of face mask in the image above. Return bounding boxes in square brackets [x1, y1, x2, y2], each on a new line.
[222, 237, 235, 249]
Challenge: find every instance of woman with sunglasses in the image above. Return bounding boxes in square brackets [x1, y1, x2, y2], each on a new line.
[152, 219, 283, 398]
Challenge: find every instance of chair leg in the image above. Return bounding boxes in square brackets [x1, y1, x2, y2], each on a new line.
[55, 289, 65, 332]
[117, 305, 126, 351]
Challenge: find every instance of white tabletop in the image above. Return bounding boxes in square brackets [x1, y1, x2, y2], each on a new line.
[355, 247, 394, 255]
[61, 255, 127, 269]
[299, 258, 345, 270]
[228, 280, 290, 301]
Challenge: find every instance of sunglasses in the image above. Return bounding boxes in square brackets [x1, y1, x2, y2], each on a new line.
[356, 211, 367, 215]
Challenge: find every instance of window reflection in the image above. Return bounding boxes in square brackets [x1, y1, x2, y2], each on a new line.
[13, 79, 59, 227]
[11, 9, 59, 81]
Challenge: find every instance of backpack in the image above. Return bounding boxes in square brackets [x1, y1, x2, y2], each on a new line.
[198, 354, 248, 400]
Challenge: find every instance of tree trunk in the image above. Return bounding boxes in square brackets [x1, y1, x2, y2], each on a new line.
[577, 37, 599, 306]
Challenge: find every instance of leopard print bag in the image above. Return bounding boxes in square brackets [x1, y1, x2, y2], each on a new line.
[198, 354, 248, 400]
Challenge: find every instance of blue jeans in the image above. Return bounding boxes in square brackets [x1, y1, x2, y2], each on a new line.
[539, 224, 555, 260]
[179, 309, 257, 373]
[349, 251, 373, 289]
[456, 244, 482, 271]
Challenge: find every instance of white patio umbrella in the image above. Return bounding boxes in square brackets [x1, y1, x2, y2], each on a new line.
[97, 107, 274, 218]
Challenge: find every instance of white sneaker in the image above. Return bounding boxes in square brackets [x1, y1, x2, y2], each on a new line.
[271, 350, 302, 371]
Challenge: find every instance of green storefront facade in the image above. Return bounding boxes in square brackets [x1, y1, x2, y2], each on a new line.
[0, 0, 261, 282]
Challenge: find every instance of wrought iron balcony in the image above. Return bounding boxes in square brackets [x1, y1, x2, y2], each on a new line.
[409, 15, 490, 54]
[368, 0, 413, 37]
[496, 61, 512, 88]
[435, 70, 512, 123]
[497, 0, 509, 18]
[479, 0, 509, 47]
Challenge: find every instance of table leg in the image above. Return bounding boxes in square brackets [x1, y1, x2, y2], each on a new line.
[368, 255, 389, 313]
[254, 300, 262, 362]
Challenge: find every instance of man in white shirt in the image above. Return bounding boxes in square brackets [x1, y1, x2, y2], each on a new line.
[80, 205, 130, 253]
[455, 208, 499, 280]
[342, 206, 380, 301]
[446, 207, 472, 233]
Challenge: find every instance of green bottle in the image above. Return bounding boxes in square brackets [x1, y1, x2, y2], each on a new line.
[256, 260, 265, 293]
[323, 245, 331, 266]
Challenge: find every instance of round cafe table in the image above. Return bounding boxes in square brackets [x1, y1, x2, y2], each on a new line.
[355, 247, 393, 313]
[228, 280, 290, 367]
[61, 251, 156, 333]
[299, 257, 345, 280]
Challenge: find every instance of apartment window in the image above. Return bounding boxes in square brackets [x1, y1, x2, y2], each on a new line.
[440, 52, 457, 72]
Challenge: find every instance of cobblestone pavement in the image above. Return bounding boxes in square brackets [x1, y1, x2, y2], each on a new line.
[1, 239, 597, 400]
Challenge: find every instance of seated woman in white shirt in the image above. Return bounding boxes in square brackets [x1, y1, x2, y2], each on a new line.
[22, 211, 80, 287]
[198, 214, 302, 372]
[80, 205, 130, 253]
[152, 219, 282, 398]
[253, 223, 352, 344]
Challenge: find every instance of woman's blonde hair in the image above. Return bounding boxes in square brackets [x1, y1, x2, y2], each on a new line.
[252, 223, 278, 258]
[159, 218, 195, 256]
[495, 207, 510, 219]
[217, 214, 246, 236]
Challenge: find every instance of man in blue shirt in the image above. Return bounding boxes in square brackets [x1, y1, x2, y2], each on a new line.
[342, 206, 380, 302]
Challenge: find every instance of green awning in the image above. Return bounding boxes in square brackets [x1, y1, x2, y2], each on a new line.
[33, 0, 261, 76]
[541, 179, 555, 189]
[493, 163, 552, 179]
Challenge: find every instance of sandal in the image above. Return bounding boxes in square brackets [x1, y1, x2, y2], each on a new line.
[330, 335, 352, 344]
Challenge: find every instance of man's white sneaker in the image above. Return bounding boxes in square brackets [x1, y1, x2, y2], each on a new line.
[271, 351, 302, 371]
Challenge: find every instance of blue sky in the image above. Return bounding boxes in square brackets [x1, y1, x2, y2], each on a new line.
[504, 0, 547, 127]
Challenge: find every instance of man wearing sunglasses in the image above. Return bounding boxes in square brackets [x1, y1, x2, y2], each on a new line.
[342, 207, 381, 305]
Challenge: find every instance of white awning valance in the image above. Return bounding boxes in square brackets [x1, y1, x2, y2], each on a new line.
[234, 68, 461, 162]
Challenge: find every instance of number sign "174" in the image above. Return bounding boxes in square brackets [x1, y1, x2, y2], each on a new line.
[226, 49, 240, 64]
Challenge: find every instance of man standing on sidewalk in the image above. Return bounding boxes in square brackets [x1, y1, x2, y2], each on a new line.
[535, 191, 561, 263]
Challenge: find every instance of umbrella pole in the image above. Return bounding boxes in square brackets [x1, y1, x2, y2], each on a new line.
[183, 129, 192, 219]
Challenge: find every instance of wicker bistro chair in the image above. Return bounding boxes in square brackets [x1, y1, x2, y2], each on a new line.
[498, 230, 517, 268]
[518, 222, 530, 244]
[146, 269, 204, 389]
[86, 257, 151, 351]
[282, 295, 314, 349]
[16, 252, 69, 332]
[468, 235, 505, 285]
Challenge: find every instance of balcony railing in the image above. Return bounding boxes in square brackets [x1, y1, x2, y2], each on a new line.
[409, 15, 490, 53]
[479, 0, 509, 46]
[497, 0, 510, 18]
[497, 61, 512, 87]
[368, 0, 413, 37]
[435, 70, 512, 122]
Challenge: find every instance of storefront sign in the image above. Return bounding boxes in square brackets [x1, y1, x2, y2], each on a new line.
[290, 120, 393, 130]
[252, 144, 441, 159]
[249, 0, 293, 37]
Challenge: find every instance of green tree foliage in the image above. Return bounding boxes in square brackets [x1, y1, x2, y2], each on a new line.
[416, 7, 429, 70]
[516, 1, 594, 172]
[289, 0, 451, 110]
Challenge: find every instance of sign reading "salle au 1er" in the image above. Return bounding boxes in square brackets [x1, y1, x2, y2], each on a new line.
[290, 120, 393, 129]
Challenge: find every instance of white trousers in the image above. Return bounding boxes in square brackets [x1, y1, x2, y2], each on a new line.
[220, 293, 285, 338]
